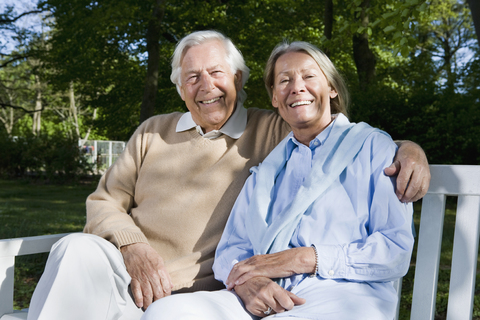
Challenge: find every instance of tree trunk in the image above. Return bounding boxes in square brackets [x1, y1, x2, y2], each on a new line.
[79, 108, 97, 147]
[69, 82, 80, 137]
[324, 0, 333, 57]
[32, 75, 42, 135]
[352, 0, 376, 90]
[468, 0, 480, 43]
[139, 0, 165, 124]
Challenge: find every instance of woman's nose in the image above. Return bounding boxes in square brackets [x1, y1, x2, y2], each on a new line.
[291, 78, 306, 94]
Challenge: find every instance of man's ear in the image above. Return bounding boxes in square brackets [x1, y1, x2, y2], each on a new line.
[179, 85, 186, 101]
[234, 71, 242, 92]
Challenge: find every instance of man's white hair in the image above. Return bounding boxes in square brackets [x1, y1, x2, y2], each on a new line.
[170, 30, 250, 104]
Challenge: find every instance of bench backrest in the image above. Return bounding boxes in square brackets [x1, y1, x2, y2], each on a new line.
[410, 165, 480, 320]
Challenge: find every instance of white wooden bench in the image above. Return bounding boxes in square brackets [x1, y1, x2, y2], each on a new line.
[1, 165, 479, 320]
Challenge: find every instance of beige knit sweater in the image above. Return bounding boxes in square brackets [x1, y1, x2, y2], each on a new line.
[85, 108, 290, 292]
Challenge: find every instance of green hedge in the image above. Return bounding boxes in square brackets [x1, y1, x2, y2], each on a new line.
[0, 132, 93, 183]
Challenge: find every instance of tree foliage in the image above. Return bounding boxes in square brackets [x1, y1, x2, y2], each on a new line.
[1, 0, 479, 167]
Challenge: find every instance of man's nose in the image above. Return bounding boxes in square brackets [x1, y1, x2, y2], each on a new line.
[200, 74, 215, 91]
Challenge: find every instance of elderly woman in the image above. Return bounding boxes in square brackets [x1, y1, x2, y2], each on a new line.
[142, 41, 414, 320]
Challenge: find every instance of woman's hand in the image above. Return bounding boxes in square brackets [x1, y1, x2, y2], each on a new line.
[226, 247, 315, 290]
[387, 140, 431, 202]
[234, 276, 306, 317]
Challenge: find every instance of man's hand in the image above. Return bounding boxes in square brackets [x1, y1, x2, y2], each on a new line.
[386, 140, 431, 202]
[234, 277, 305, 317]
[226, 248, 315, 290]
[120, 243, 173, 310]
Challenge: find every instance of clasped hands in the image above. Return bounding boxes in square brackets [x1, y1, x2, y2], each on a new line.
[226, 247, 315, 317]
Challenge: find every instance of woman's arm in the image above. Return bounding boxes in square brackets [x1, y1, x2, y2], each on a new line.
[213, 172, 306, 317]
[312, 134, 415, 282]
[224, 134, 415, 287]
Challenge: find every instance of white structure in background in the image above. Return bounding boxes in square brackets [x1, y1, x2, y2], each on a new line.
[79, 140, 126, 173]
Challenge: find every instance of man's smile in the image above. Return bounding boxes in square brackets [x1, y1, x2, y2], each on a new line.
[200, 97, 221, 105]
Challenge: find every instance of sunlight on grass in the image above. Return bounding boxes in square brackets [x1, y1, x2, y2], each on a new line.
[0, 179, 97, 309]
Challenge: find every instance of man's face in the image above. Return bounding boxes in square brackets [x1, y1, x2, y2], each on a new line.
[180, 40, 241, 133]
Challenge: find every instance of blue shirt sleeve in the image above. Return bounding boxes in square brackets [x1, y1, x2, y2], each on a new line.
[312, 133, 414, 282]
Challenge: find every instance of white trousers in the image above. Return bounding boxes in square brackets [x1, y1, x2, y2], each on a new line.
[27, 233, 144, 320]
[141, 290, 313, 320]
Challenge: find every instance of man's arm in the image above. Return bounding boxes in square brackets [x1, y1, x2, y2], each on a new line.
[85, 122, 173, 309]
[387, 140, 431, 202]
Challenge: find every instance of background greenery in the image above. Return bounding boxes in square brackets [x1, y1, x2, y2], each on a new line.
[1, 0, 479, 165]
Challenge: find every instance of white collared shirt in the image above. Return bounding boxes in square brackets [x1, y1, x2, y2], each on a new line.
[176, 102, 248, 139]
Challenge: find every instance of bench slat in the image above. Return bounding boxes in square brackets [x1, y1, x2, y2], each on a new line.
[446, 195, 480, 320]
[0, 234, 69, 258]
[428, 165, 480, 195]
[0, 256, 15, 317]
[411, 193, 446, 320]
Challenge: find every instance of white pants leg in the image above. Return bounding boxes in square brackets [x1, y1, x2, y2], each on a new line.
[27, 233, 144, 320]
[141, 290, 315, 320]
[141, 290, 255, 320]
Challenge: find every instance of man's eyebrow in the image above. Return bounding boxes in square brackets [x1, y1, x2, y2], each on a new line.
[183, 64, 225, 75]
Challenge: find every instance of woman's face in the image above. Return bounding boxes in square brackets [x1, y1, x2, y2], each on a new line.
[272, 51, 337, 140]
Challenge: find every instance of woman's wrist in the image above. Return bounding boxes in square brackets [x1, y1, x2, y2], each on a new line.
[309, 245, 319, 277]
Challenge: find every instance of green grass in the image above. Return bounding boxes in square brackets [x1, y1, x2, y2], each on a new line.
[0, 179, 97, 309]
[1, 181, 479, 317]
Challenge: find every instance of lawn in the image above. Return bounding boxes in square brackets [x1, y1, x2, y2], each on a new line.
[0, 180, 478, 317]
[0, 179, 97, 309]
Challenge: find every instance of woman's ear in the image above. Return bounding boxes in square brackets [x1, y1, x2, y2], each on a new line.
[272, 87, 279, 109]
[329, 87, 338, 99]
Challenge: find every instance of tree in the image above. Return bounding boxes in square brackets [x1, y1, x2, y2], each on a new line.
[467, 0, 480, 43]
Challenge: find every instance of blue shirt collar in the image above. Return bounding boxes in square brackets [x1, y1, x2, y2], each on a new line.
[175, 102, 248, 139]
[285, 114, 340, 161]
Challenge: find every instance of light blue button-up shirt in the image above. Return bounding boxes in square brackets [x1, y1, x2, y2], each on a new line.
[213, 117, 414, 319]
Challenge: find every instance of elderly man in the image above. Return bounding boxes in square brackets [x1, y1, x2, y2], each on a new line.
[27, 30, 430, 320]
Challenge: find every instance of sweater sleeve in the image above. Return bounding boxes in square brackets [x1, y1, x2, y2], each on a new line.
[84, 121, 150, 248]
[212, 171, 258, 285]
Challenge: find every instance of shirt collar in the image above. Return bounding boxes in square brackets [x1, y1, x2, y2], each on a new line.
[175, 102, 248, 139]
[285, 114, 339, 160]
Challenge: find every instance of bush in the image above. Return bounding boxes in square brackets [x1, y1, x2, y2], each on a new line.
[0, 132, 93, 183]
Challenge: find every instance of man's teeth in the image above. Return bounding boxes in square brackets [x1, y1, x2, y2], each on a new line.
[202, 97, 220, 104]
[290, 100, 312, 107]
